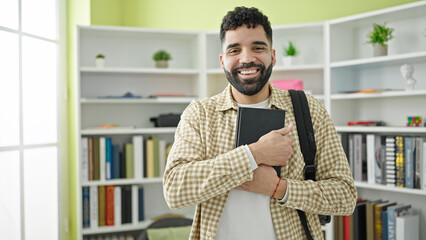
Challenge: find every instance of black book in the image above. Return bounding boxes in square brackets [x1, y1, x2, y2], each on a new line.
[235, 107, 286, 177]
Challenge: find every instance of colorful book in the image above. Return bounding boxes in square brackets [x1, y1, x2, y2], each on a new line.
[105, 185, 115, 226]
[90, 186, 98, 228]
[385, 137, 396, 186]
[158, 139, 166, 176]
[112, 144, 120, 179]
[395, 136, 405, 188]
[100, 137, 106, 181]
[146, 139, 154, 178]
[89, 137, 94, 181]
[121, 186, 132, 224]
[105, 137, 112, 180]
[132, 135, 144, 180]
[114, 186, 121, 226]
[82, 187, 90, 228]
[374, 201, 395, 240]
[387, 204, 411, 240]
[404, 137, 414, 188]
[98, 186, 106, 226]
[153, 136, 160, 177]
[93, 137, 100, 180]
[132, 185, 139, 224]
[125, 143, 134, 179]
[396, 214, 419, 240]
[138, 187, 145, 221]
[81, 137, 89, 182]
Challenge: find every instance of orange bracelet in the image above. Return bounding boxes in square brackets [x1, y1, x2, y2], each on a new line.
[271, 178, 281, 198]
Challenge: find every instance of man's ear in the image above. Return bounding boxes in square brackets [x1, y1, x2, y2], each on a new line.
[220, 54, 224, 70]
[271, 49, 276, 67]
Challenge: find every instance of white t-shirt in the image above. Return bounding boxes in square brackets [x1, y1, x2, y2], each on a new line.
[215, 98, 277, 240]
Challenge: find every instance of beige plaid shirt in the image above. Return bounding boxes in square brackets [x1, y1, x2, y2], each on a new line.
[163, 82, 357, 240]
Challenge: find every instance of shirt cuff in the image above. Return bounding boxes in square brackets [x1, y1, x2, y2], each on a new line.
[277, 180, 289, 203]
[243, 145, 258, 171]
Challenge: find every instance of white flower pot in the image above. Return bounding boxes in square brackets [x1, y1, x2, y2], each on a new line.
[282, 56, 295, 66]
[373, 44, 388, 57]
[96, 58, 105, 68]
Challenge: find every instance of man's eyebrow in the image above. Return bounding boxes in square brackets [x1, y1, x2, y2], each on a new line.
[226, 43, 240, 50]
[253, 41, 268, 46]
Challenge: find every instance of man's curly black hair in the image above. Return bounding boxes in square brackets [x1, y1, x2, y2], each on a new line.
[220, 6, 272, 47]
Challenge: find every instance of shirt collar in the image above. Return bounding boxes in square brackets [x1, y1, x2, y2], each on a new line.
[216, 82, 289, 112]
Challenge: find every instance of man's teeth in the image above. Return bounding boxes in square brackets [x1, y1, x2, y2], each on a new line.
[240, 70, 257, 74]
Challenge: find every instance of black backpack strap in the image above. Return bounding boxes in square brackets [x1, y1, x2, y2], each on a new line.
[288, 90, 316, 240]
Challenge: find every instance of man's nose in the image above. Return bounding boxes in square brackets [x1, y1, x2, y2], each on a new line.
[239, 50, 256, 64]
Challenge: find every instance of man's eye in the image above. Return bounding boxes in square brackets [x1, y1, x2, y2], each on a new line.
[229, 49, 239, 54]
[254, 47, 265, 51]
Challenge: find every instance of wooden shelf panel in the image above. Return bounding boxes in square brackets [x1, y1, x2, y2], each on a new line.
[81, 127, 176, 135]
[355, 181, 426, 196]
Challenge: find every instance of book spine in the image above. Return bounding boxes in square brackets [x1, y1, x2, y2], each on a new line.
[93, 137, 100, 180]
[82, 187, 90, 228]
[367, 134, 375, 184]
[133, 135, 144, 180]
[146, 139, 154, 178]
[138, 187, 144, 221]
[404, 137, 414, 188]
[98, 186, 106, 226]
[100, 137, 106, 181]
[354, 134, 363, 181]
[385, 137, 396, 186]
[159, 139, 166, 176]
[114, 186, 121, 226]
[105, 137, 112, 180]
[89, 137, 94, 181]
[81, 137, 89, 182]
[90, 186, 98, 228]
[112, 144, 120, 179]
[125, 143, 134, 179]
[132, 185, 138, 224]
[423, 141, 426, 190]
[105, 185, 115, 226]
[374, 205, 383, 240]
[153, 136, 160, 177]
[395, 136, 405, 188]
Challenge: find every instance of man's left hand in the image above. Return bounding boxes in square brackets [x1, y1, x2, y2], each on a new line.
[235, 165, 281, 197]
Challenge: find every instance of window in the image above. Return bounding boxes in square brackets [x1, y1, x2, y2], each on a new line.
[0, 0, 63, 239]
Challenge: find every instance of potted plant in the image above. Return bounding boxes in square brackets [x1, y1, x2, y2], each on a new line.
[153, 50, 172, 68]
[366, 23, 394, 57]
[95, 54, 105, 68]
[282, 41, 297, 66]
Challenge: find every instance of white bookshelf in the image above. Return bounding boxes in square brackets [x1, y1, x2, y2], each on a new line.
[76, 2, 426, 239]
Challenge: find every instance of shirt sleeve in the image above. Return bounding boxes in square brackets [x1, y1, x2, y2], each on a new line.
[243, 144, 258, 171]
[163, 101, 253, 210]
[280, 96, 357, 216]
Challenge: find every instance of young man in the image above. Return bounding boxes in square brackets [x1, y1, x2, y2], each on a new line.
[163, 7, 356, 240]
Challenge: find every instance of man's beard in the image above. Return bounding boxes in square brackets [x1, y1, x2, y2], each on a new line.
[224, 62, 273, 96]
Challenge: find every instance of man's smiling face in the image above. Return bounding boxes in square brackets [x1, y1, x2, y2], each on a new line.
[220, 25, 276, 96]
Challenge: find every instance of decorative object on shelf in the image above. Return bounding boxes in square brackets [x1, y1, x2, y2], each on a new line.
[366, 23, 394, 57]
[282, 41, 297, 66]
[406, 116, 422, 127]
[271, 79, 303, 90]
[400, 64, 417, 90]
[150, 113, 181, 127]
[153, 50, 172, 68]
[95, 54, 105, 68]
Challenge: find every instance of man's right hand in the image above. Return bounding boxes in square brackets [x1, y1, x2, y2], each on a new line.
[248, 123, 294, 166]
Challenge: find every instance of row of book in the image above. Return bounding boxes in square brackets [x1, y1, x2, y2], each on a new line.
[334, 198, 419, 240]
[82, 185, 144, 229]
[339, 133, 426, 189]
[81, 136, 172, 182]
[83, 234, 136, 240]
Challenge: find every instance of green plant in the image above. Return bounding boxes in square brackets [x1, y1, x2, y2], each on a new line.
[152, 50, 172, 61]
[283, 41, 297, 56]
[96, 54, 105, 59]
[366, 23, 394, 46]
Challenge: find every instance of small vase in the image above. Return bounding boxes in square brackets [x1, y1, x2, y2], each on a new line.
[155, 60, 169, 68]
[282, 56, 294, 66]
[95, 58, 105, 68]
[373, 44, 388, 57]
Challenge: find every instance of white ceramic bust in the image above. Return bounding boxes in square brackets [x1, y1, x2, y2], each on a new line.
[400, 64, 416, 91]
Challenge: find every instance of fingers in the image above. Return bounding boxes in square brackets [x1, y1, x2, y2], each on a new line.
[274, 123, 294, 136]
